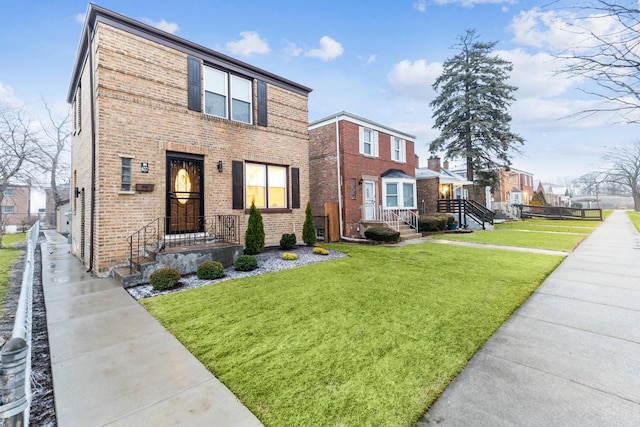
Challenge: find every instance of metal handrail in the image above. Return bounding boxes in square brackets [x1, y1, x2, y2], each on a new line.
[514, 205, 603, 220]
[377, 207, 419, 233]
[437, 199, 494, 229]
[127, 215, 241, 274]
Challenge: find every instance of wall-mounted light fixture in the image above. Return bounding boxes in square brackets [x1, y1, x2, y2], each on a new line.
[74, 187, 80, 198]
[358, 178, 363, 185]
[217, 160, 223, 173]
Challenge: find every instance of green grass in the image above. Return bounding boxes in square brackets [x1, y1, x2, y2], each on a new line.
[628, 211, 640, 232]
[436, 217, 609, 252]
[435, 229, 587, 251]
[0, 233, 26, 315]
[142, 243, 562, 426]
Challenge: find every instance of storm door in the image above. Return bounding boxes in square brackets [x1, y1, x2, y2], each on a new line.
[166, 154, 204, 234]
[363, 180, 377, 220]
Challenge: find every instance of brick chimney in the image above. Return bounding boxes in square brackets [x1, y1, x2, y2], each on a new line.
[427, 156, 441, 172]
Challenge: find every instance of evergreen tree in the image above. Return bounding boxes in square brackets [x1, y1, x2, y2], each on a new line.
[530, 191, 547, 206]
[302, 201, 317, 246]
[245, 200, 265, 254]
[430, 29, 524, 188]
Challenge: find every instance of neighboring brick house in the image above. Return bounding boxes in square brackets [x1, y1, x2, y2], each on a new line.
[308, 112, 416, 240]
[1, 184, 31, 230]
[67, 5, 311, 275]
[493, 167, 535, 209]
[416, 157, 472, 213]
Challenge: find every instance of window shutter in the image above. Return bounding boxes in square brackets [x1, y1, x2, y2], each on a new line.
[373, 131, 379, 157]
[359, 126, 364, 154]
[257, 80, 268, 126]
[291, 167, 300, 209]
[187, 56, 202, 112]
[401, 139, 406, 163]
[232, 161, 244, 209]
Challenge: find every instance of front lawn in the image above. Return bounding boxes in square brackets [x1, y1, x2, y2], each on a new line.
[0, 233, 26, 315]
[142, 242, 562, 426]
[435, 229, 587, 252]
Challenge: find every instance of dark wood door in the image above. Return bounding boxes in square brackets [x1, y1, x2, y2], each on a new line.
[166, 155, 204, 234]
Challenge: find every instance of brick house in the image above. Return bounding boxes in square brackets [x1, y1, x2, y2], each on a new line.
[416, 157, 472, 213]
[308, 112, 417, 240]
[67, 5, 312, 276]
[1, 184, 31, 231]
[493, 167, 535, 210]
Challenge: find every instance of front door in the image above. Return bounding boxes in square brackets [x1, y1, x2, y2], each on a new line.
[363, 180, 376, 220]
[166, 154, 204, 234]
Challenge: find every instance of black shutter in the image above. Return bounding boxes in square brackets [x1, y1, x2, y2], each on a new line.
[187, 57, 202, 112]
[291, 167, 300, 209]
[232, 161, 244, 209]
[257, 80, 267, 126]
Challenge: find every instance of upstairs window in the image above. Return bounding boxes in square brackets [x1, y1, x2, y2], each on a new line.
[204, 65, 252, 124]
[391, 137, 406, 163]
[359, 126, 378, 157]
[3, 188, 14, 197]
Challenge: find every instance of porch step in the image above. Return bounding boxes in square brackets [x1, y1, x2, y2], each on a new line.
[398, 224, 420, 241]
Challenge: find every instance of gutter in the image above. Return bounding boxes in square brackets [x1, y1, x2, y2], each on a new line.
[87, 24, 96, 273]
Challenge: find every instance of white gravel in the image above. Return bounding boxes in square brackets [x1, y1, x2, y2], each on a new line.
[126, 245, 347, 300]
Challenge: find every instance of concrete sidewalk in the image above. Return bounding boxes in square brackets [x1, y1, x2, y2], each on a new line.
[418, 210, 640, 426]
[41, 231, 262, 426]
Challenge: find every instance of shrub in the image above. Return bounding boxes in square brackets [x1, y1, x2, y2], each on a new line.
[364, 227, 401, 243]
[149, 267, 181, 291]
[302, 201, 317, 246]
[245, 200, 265, 255]
[419, 214, 448, 232]
[234, 255, 258, 271]
[280, 233, 297, 250]
[197, 260, 224, 280]
[282, 252, 298, 260]
[313, 247, 329, 255]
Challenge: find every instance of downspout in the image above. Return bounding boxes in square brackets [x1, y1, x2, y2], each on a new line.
[335, 118, 365, 243]
[87, 24, 97, 273]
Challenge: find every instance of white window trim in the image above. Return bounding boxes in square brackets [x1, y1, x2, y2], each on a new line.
[391, 137, 406, 163]
[359, 126, 379, 157]
[204, 65, 253, 124]
[381, 177, 416, 209]
[245, 162, 288, 209]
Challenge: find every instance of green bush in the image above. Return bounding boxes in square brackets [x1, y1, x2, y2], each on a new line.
[245, 200, 265, 255]
[280, 233, 297, 250]
[302, 201, 317, 246]
[149, 267, 181, 291]
[419, 214, 448, 232]
[234, 255, 258, 271]
[364, 227, 401, 243]
[197, 260, 224, 280]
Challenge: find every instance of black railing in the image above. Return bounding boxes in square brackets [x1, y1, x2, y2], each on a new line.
[127, 215, 241, 274]
[437, 199, 494, 229]
[514, 205, 603, 220]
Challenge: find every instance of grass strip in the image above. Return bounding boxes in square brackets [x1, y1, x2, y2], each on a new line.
[142, 242, 562, 426]
[435, 229, 585, 252]
[628, 211, 640, 232]
[0, 233, 26, 316]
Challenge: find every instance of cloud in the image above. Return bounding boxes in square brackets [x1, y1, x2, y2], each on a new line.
[0, 82, 23, 108]
[283, 41, 303, 57]
[141, 18, 179, 34]
[357, 54, 377, 65]
[305, 36, 344, 61]
[226, 31, 270, 56]
[387, 59, 442, 99]
[413, 0, 427, 12]
[75, 13, 85, 25]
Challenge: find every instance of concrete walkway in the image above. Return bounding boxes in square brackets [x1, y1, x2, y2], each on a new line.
[41, 231, 262, 426]
[418, 210, 640, 426]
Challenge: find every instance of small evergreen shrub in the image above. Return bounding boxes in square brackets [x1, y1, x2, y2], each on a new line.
[419, 214, 448, 232]
[245, 200, 265, 255]
[313, 247, 329, 255]
[197, 260, 224, 280]
[280, 233, 297, 250]
[364, 227, 401, 243]
[234, 255, 258, 271]
[149, 267, 181, 291]
[282, 252, 298, 260]
[302, 201, 317, 246]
